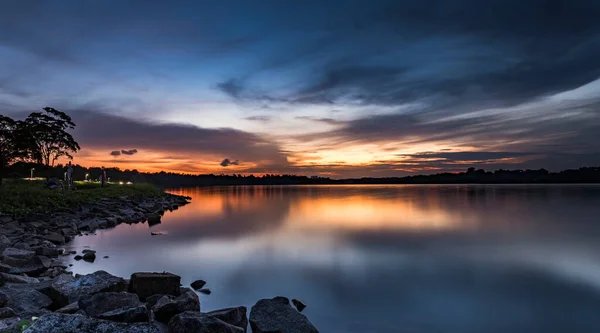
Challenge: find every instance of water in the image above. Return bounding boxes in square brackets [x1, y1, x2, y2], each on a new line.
[66, 185, 600, 333]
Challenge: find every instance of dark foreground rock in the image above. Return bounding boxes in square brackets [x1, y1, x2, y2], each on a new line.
[78, 292, 142, 318]
[129, 272, 181, 301]
[5, 289, 52, 317]
[168, 311, 244, 333]
[152, 288, 199, 323]
[250, 297, 318, 333]
[49, 271, 127, 308]
[22, 313, 161, 333]
[207, 306, 248, 332]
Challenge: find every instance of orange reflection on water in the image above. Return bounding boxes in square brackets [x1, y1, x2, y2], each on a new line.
[285, 194, 472, 231]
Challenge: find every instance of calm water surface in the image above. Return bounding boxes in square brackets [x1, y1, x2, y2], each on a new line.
[66, 185, 600, 333]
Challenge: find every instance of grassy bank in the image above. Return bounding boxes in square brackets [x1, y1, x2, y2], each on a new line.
[0, 179, 165, 216]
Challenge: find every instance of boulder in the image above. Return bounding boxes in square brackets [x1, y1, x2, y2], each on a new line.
[190, 279, 206, 290]
[22, 313, 161, 333]
[2, 248, 36, 266]
[0, 264, 12, 274]
[56, 302, 80, 314]
[82, 252, 96, 262]
[152, 288, 199, 323]
[145, 294, 164, 307]
[292, 299, 307, 312]
[97, 304, 150, 323]
[168, 311, 244, 333]
[5, 289, 52, 316]
[82, 249, 96, 254]
[34, 246, 63, 258]
[0, 273, 40, 284]
[0, 292, 6, 308]
[0, 316, 19, 331]
[0, 307, 16, 319]
[147, 214, 161, 226]
[129, 272, 180, 301]
[42, 233, 65, 245]
[78, 292, 141, 318]
[74, 255, 83, 261]
[48, 270, 127, 308]
[250, 297, 318, 333]
[8, 256, 51, 277]
[207, 306, 248, 332]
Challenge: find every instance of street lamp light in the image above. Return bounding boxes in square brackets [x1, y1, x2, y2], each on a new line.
[30, 168, 35, 179]
[85, 173, 89, 181]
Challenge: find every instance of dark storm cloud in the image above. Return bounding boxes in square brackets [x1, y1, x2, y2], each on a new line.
[220, 159, 239, 167]
[121, 149, 138, 155]
[110, 151, 121, 156]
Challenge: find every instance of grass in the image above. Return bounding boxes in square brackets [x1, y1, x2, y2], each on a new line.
[0, 179, 165, 216]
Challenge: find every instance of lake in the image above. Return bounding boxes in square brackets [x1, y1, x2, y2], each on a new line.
[66, 185, 600, 333]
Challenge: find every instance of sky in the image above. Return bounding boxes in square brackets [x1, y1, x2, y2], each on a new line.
[1, 0, 600, 178]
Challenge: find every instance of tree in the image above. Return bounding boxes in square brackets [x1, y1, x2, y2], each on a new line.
[0, 115, 34, 184]
[24, 107, 80, 167]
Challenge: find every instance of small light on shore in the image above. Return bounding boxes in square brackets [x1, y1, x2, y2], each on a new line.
[119, 181, 124, 185]
[126, 181, 133, 185]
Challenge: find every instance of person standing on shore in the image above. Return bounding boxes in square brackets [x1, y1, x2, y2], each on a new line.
[101, 166, 107, 187]
[66, 161, 73, 188]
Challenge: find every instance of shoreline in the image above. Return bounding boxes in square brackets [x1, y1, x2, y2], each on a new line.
[0, 193, 317, 332]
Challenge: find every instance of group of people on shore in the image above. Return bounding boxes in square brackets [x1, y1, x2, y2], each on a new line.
[62, 161, 108, 188]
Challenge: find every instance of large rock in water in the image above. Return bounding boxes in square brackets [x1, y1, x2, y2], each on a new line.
[78, 292, 142, 317]
[49, 271, 127, 308]
[22, 313, 161, 333]
[129, 272, 180, 301]
[207, 306, 248, 332]
[152, 288, 199, 323]
[250, 297, 318, 333]
[169, 311, 244, 333]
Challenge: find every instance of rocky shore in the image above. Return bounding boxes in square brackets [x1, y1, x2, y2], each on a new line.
[0, 194, 319, 332]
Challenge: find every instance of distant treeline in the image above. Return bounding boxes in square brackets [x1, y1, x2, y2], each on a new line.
[4, 163, 600, 186]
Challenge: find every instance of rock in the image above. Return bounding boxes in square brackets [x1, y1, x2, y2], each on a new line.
[129, 272, 180, 301]
[48, 270, 127, 308]
[292, 299, 307, 312]
[82, 252, 96, 262]
[2, 248, 36, 266]
[0, 316, 19, 331]
[56, 302, 80, 314]
[250, 297, 318, 333]
[0, 273, 40, 284]
[78, 292, 141, 318]
[13, 242, 30, 250]
[145, 294, 164, 307]
[207, 306, 248, 332]
[97, 304, 150, 323]
[8, 256, 51, 277]
[0, 307, 16, 320]
[74, 255, 83, 260]
[152, 288, 199, 323]
[81, 249, 96, 254]
[198, 288, 211, 295]
[190, 279, 206, 290]
[42, 233, 65, 245]
[150, 231, 164, 236]
[103, 256, 109, 259]
[168, 311, 244, 333]
[22, 313, 161, 333]
[6, 289, 52, 316]
[0, 292, 7, 307]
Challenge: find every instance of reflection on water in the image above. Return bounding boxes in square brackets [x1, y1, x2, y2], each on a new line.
[67, 185, 600, 333]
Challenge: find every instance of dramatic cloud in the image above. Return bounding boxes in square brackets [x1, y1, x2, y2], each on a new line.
[2, 0, 600, 176]
[220, 159, 240, 167]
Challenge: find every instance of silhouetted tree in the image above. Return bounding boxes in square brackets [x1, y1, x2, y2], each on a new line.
[24, 107, 80, 167]
[0, 115, 35, 185]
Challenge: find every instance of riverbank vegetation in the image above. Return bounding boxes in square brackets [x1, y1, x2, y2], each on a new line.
[0, 179, 164, 216]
